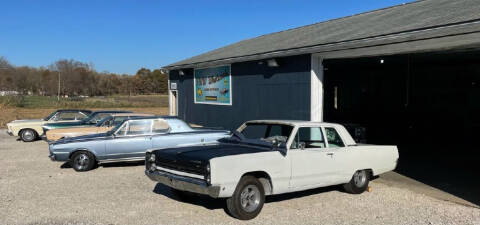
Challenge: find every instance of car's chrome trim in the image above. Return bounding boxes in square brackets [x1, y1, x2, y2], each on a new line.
[104, 152, 145, 156]
[155, 165, 205, 180]
[98, 157, 144, 164]
[52, 152, 69, 154]
[145, 170, 220, 198]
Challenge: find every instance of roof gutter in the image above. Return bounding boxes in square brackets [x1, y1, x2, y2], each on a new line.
[163, 20, 480, 70]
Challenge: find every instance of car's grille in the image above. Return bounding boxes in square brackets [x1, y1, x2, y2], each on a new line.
[155, 157, 206, 176]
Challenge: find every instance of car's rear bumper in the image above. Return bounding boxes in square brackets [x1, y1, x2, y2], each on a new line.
[145, 169, 220, 198]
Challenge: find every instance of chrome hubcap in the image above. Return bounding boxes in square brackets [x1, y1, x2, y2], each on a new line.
[75, 154, 89, 170]
[353, 170, 367, 187]
[240, 185, 260, 212]
[23, 130, 34, 140]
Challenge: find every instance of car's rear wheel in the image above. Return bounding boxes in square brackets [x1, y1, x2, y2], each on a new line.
[71, 151, 95, 172]
[20, 129, 37, 142]
[343, 170, 370, 194]
[226, 175, 265, 220]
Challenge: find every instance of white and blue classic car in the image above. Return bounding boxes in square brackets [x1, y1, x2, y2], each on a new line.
[48, 116, 230, 172]
[146, 120, 399, 220]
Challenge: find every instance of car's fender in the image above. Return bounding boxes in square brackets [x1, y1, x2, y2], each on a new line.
[209, 151, 291, 198]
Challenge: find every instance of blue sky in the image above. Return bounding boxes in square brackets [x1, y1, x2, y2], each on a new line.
[1, 0, 413, 74]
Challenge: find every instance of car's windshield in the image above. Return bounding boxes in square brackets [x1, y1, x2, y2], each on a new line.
[44, 111, 58, 121]
[107, 121, 126, 135]
[96, 116, 112, 127]
[239, 123, 293, 145]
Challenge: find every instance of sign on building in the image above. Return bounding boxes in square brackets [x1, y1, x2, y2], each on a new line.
[194, 65, 231, 105]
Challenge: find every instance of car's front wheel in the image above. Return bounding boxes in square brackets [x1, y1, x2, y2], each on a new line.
[226, 175, 265, 220]
[71, 151, 95, 172]
[20, 129, 37, 142]
[343, 170, 370, 194]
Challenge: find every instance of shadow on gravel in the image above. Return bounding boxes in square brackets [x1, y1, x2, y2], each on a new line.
[101, 161, 145, 168]
[265, 186, 340, 203]
[152, 182, 344, 212]
[152, 183, 226, 210]
[60, 162, 72, 169]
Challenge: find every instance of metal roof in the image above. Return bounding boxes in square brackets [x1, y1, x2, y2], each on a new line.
[165, 0, 480, 69]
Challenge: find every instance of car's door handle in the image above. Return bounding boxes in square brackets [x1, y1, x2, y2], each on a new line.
[326, 152, 334, 157]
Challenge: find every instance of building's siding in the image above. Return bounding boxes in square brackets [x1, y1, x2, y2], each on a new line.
[169, 54, 311, 130]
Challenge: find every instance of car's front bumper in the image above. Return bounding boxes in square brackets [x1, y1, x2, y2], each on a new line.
[145, 169, 220, 198]
[6, 130, 13, 136]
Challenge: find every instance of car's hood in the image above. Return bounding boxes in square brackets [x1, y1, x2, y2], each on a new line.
[153, 143, 274, 163]
[51, 132, 110, 144]
[9, 119, 44, 124]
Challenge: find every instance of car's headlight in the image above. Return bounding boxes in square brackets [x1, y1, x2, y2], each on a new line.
[148, 153, 155, 162]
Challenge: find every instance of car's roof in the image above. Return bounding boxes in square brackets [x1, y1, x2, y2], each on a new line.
[56, 109, 92, 113]
[109, 113, 155, 117]
[124, 115, 179, 121]
[245, 120, 341, 127]
[91, 110, 133, 114]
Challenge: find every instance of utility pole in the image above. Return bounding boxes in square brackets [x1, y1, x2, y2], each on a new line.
[57, 71, 61, 101]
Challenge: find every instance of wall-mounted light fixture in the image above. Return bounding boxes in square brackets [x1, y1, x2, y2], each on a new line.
[178, 70, 185, 76]
[380, 59, 385, 64]
[267, 59, 279, 67]
[160, 69, 168, 74]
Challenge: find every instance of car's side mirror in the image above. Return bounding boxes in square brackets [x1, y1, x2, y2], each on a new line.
[298, 142, 306, 150]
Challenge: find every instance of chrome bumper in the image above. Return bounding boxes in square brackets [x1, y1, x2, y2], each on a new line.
[145, 170, 220, 198]
[6, 130, 13, 136]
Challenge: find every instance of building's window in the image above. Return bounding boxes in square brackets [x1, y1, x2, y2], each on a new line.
[325, 127, 345, 147]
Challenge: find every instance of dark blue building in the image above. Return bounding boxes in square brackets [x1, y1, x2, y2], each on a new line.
[163, 0, 480, 205]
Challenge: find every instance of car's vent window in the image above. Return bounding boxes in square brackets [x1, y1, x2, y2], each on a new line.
[325, 127, 345, 148]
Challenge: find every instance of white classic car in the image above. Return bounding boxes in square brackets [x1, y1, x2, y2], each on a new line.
[145, 120, 399, 220]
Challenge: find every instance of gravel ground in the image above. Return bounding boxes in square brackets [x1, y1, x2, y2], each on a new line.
[1, 130, 479, 225]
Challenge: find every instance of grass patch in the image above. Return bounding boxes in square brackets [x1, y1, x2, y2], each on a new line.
[0, 95, 168, 108]
[0, 107, 169, 128]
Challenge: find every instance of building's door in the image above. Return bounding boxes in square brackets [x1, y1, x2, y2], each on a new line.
[170, 90, 178, 116]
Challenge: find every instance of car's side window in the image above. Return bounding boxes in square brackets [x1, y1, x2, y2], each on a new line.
[53, 112, 86, 121]
[290, 127, 325, 149]
[325, 127, 345, 148]
[152, 119, 170, 134]
[126, 120, 152, 135]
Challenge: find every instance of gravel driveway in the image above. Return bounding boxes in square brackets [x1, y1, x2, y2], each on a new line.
[1, 130, 478, 225]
